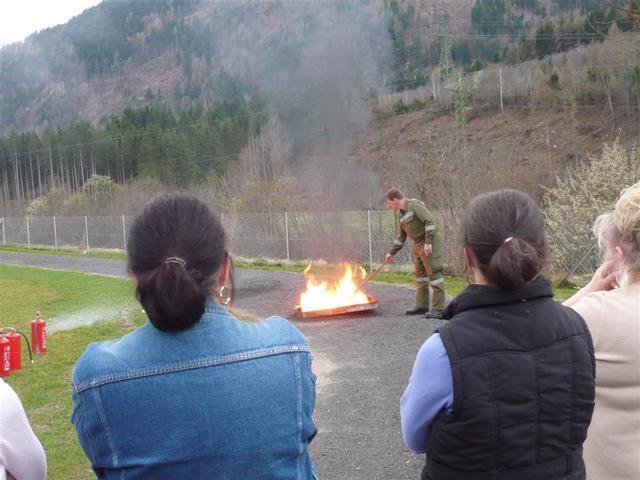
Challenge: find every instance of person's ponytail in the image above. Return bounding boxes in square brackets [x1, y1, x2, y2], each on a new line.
[136, 262, 208, 331]
[486, 238, 541, 291]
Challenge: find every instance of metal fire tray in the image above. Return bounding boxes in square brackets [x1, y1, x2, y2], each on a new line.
[294, 296, 379, 319]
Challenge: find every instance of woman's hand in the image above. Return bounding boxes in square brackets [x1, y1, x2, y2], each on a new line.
[586, 260, 620, 293]
[563, 260, 620, 308]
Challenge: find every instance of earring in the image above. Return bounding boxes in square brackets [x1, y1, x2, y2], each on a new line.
[219, 285, 231, 305]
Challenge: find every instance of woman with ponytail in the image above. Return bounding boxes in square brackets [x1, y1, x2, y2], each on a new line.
[564, 182, 640, 480]
[401, 189, 595, 480]
[71, 194, 317, 479]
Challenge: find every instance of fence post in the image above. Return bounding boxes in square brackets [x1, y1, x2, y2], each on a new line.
[122, 215, 127, 250]
[367, 210, 373, 272]
[53, 216, 58, 251]
[26, 217, 31, 249]
[285, 211, 290, 262]
[1, 217, 5, 245]
[84, 216, 90, 252]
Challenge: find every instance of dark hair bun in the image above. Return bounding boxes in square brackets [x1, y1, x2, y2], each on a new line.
[137, 263, 207, 331]
[487, 238, 540, 290]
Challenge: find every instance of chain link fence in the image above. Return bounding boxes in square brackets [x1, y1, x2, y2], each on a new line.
[0, 211, 599, 277]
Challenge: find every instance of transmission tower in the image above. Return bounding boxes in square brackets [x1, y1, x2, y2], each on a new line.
[437, 10, 454, 79]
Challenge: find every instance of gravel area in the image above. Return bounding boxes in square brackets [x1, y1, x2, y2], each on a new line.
[0, 252, 447, 479]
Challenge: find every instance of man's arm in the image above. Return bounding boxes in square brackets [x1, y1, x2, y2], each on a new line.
[388, 220, 407, 256]
[413, 202, 437, 251]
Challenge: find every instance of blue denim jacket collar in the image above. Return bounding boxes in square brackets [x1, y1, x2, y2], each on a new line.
[204, 298, 229, 316]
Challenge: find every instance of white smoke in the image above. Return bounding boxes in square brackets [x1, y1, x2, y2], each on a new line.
[47, 305, 135, 333]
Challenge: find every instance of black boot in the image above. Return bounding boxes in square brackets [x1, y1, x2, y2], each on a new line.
[406, 307, 429, 315]
[423, 309, 444, 320]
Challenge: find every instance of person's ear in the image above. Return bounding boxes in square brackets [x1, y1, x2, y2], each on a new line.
[218, 254, 231, 287]
[612, 245, 626, 270]
[464, 245, 475, 269]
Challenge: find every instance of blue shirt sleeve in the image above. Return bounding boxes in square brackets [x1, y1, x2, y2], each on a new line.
[400, 332, 453, 454]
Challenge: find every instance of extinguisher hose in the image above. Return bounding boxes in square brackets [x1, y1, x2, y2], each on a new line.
[0, 328, 34, 363]
[12, 329, 34, 364]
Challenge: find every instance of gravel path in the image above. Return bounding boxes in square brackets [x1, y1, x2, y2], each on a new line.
[0, 252, 446, 479]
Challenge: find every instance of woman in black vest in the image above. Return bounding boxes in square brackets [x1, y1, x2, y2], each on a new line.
[401, 189, 595, 480]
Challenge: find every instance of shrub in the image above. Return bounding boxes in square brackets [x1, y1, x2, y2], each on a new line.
[543, 139, 640, 272]
[392, 98, 426, 115]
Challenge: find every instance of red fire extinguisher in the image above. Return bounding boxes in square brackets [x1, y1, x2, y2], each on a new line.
[0, 334, 10, 377]
[0, 327, 33, 377]
[5, 328, 32, 372]
[7, 331, 21, 371]
[31, 310, 47, 354]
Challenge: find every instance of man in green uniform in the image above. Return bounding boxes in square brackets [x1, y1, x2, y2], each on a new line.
[384, 189, 445, 317]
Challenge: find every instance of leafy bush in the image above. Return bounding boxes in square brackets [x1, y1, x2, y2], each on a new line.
[543, 139, 640, 271]
[24, 188, 66, 216]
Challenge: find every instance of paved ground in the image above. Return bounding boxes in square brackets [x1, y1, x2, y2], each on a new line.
[0, 252, 446, 479]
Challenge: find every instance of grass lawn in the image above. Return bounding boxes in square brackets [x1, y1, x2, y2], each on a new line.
[0, 264, 144, 479]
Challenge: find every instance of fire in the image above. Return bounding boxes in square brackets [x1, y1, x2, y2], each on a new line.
[299, 263, 371, 312]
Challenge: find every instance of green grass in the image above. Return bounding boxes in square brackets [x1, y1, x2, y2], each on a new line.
[0, 264, 143, 479]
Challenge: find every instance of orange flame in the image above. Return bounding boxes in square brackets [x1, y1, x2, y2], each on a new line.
[299, 263, 371, 312]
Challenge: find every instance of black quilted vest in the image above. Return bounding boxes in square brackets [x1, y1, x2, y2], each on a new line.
[424, 278, 595, 480]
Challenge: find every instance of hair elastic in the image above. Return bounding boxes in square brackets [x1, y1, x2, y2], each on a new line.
[503, 237, 515, 245]
[164, 256, 186, 266]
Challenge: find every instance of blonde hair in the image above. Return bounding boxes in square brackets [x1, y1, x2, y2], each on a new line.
[594, 182, 640, 287]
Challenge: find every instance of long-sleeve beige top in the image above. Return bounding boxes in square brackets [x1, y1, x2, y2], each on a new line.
[572, 282, 640, 480]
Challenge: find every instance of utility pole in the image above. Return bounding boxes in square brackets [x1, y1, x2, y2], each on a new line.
[454, 72, 469, 164]
[28, 149, 35, 200]
[499, 68, 504, 114]
[48, 144, 55, 189]
[545, 120, 552, 172]
[36, 152, 42, 195]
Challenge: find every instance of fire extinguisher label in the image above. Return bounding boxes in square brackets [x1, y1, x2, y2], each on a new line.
[31, 317, 48, 354]
[0, 337, 10, 376]
[2, 348, 9, 372]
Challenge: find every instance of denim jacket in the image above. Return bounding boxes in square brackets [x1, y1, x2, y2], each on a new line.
[71, 300, 317, 479]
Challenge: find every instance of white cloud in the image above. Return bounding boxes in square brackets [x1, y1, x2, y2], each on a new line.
[0, 0, 102, 47]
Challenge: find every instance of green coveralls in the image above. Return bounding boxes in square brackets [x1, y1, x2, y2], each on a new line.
[388, 199, 445, 310]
